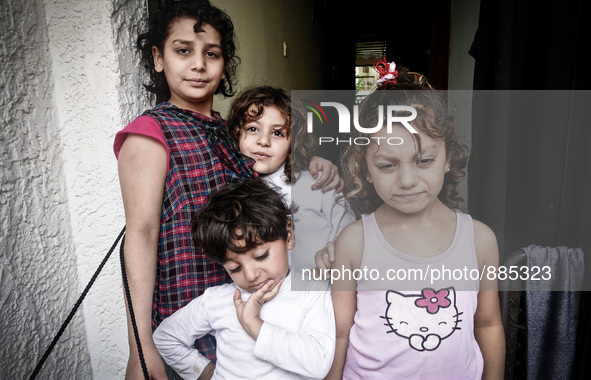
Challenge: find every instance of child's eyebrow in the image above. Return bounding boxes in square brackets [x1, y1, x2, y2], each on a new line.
[419, 144, 439, 154]
[169, 40, 222, 51]
[205, 42, 223, 50]
[370, 152, 400, 161]
[170, 39, 193, 45]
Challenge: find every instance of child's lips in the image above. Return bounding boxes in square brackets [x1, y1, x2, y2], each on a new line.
[186, 78, 207, 87]
[252, 279, 271, 291]
[395, 192, 424, 200]
[253, 152, 270, 160]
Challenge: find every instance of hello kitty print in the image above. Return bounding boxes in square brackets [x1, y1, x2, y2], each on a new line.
[381, 287, 463, 351]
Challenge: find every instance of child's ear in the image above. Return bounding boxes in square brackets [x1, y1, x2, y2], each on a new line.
[445, 154, 452, 173]
[286, 220, 295, 250]
[152, 46, 164, 73]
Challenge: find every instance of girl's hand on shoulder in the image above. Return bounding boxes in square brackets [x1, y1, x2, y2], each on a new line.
[308, 156, 344, 193]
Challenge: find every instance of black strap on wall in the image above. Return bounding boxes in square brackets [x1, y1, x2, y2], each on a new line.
[28, 226, 126, 380]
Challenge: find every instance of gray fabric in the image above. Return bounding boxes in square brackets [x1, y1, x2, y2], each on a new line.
[165, 362, 183, 380]
[525, 245, 584, 380]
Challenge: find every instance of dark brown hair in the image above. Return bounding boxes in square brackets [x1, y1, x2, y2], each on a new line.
[192, 178, 290, 263]
[226, 86, 316, 183]
[137, 0, 239, 103]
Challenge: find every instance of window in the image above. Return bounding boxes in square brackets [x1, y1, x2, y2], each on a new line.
[355, 40, 385, 95]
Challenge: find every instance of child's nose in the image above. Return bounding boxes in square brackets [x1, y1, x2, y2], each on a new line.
[257, 134, 270, 146]
[191, 55, 205, 71]
[397, 165, 418, 188]
[243, 264, 259, 282]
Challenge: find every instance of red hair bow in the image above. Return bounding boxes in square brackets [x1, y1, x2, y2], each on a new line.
[374, 57, 398, 85]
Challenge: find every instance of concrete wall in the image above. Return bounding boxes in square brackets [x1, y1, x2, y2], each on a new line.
[215, 0, 326, 117]
[0, 0, 93, 378]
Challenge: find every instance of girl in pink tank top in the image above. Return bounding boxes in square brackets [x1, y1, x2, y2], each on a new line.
[325, 60, 505, 379]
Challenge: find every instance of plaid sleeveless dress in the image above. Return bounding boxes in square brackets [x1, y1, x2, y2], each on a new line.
[145, 103, 254, 359]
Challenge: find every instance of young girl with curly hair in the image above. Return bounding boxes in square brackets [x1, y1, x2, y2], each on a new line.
[326, 60, 505, 379]
[226, 86, 355, 272]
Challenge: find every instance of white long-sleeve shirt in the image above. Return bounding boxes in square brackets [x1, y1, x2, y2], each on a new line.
[290, 170, 356, 271]
[153, 274, 335, 380]
[262, 168, 356, 272]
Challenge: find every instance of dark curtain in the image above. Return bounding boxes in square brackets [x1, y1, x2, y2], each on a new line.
[468, 0, 591, 378]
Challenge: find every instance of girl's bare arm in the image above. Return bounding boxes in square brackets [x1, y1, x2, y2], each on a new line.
[473, 220, 506, 380]
[118, 134, 168, 380]
[324, 222, 364, 380]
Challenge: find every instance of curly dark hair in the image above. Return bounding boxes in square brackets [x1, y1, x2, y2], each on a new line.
[226, 86, 316, 184]
[342, 66, 469, 216]
[137, 0, 239, 103]
[191, 178, 290, 263]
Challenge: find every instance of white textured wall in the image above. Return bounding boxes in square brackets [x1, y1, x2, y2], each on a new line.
[1, 0, 148, 378]
[0, 0, 93, 378]
[43, 0, 150, 378]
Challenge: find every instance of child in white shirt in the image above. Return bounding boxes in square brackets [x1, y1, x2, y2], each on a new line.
[153, 178, 335, 380]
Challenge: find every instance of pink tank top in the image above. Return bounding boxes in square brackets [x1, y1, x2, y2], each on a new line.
[343, 212, 484, 380]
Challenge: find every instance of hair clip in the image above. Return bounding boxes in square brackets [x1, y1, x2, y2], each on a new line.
[374, 57, 398, 85]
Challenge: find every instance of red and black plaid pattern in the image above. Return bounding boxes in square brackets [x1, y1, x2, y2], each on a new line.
[145, 103, 254, 358]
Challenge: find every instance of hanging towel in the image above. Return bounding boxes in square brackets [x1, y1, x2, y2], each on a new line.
[524, 245, 584, 380]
